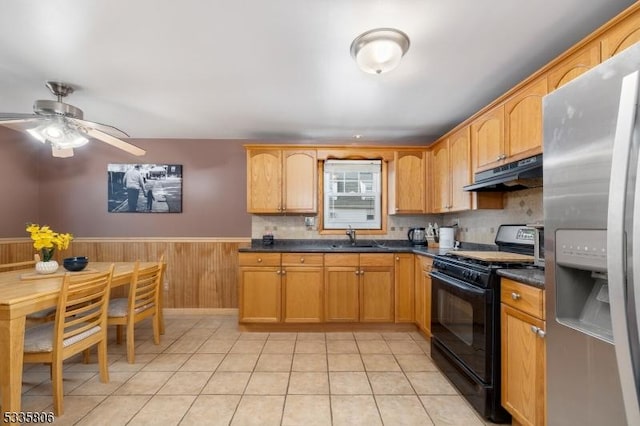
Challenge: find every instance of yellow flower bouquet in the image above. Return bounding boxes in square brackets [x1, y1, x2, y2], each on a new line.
[26, 224, 73, 262]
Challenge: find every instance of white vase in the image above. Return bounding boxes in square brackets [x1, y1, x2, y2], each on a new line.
[35, 260, 59, 275]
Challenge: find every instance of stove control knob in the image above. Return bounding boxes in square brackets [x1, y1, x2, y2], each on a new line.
[471, 272, 480, 282]
[462, 270, 470, 278]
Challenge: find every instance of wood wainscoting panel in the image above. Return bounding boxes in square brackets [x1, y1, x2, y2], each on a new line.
[0, 238, 249, 309]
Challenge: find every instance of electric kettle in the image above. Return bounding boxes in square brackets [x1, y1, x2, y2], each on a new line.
[407, 227, 428, 246]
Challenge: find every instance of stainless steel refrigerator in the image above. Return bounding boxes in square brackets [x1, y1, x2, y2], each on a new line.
[544, 41, 640, 425]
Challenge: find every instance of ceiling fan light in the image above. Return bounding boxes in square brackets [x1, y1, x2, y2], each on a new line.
[44, 124, 64, 139]
[26, 126, 48, 143]
[350, 28, 410, 75]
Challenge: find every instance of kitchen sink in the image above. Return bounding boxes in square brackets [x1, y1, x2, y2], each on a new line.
[329, 243, 388, 249]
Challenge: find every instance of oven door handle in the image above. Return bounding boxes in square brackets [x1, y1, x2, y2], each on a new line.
[430, 271, 486, 297]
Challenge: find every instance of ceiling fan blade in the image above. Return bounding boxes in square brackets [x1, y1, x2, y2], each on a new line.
[0, 113, 39, 120]
[52, 146, 74, 158]
[0, 117, 44, 131]
[69, 117, 129, 138]
[85, 128, 146, 156]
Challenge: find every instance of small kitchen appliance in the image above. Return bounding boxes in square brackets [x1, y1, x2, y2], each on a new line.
[438, 226, 455, 249]
[407, 227, 427, 246]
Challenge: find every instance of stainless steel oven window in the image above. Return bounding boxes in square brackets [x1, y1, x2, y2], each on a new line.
[437, 287, 474, 346]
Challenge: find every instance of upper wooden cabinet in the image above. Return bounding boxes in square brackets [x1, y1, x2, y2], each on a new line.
[388, 150, 427, 214]
[471, 77, 546, 174]
[470, 105, 505, 172]
[504, 76, 547, 161]
[600, 6, 640, 60]
[432, 127, 472, 213]
[246, 148, 317, 214]
[547, 42, 601, 91]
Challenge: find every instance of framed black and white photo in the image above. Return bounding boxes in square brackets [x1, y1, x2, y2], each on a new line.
[108, 164, 183, 213]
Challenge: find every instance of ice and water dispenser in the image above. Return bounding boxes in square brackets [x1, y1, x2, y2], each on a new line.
[555, 229, 613, 343]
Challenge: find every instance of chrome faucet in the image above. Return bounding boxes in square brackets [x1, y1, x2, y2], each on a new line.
[346, 225, 357, 246]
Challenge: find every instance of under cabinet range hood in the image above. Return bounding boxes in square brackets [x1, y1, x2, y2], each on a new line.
[463, 154, 543, 192]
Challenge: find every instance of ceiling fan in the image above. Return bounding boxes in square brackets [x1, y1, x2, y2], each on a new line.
[0, 81, 146, 158]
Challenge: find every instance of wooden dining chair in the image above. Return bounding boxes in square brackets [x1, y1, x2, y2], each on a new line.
[0, 253, 40, 271]
[107, 260, 163, 363]
[22, 265, 114, 416]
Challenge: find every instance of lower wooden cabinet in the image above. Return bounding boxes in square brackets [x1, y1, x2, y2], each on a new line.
[239, 251, 419, 326]
[238, 253, 282, 323]
[414, 255, 432, 336]
[282, 254, 324, 323]
[394, 253, 415, 322]
[501, 278, 546, 426]
[325, 253, 394, 323]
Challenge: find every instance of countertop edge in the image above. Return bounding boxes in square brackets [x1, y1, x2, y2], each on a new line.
[497, 268, 545, 289]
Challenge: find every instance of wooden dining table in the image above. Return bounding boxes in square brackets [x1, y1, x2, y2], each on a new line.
[0, 261, 159, 415]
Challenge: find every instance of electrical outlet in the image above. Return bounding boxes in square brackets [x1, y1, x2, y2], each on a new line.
[304, 216, 316, 226]
[451, 218, 459, 227]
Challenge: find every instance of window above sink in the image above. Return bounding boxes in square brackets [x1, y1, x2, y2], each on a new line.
[323, 160, 382, 230]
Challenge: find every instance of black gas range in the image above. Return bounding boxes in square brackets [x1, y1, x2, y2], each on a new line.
[430, 225, 537, 423]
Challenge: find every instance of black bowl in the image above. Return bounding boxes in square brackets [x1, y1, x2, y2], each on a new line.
[63, 256, 89, 272]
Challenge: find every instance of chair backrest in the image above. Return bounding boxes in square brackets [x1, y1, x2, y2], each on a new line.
[54, 265, 114, 352]
[0, 253, 41, 272]
[127, 261, 163, 315]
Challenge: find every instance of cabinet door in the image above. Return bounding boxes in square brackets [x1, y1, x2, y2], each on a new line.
[239, 266, 281, 323]
[501, 304, 546, 426]
[504, 77, 547, 161]
[394, 254, 414, 323]
[390, 150, 427, 214]
[430, 140, 450, 213]
[282, 266, 323, 323]
[600, 7, 640, 60]
[547, 43, 600, 91]
[324, 267, 359, 322]
[283, 149, 317, 213]
[360, 266, 394, 322]
[246, 149, 282, 213]
[448, 126, 472, 212]
[414, 256, 425, 331]
[422, 268, 432, 337]
[471, 105, 505, 172]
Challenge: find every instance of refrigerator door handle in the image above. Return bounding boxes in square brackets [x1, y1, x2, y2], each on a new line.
[608, 70, 640, 426]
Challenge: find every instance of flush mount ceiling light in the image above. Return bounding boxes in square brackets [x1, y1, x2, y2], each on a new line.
[350, 28, 410, 75]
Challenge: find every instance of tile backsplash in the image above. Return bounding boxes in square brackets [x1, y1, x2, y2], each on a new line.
[251, 187, 543, 245]
[443, 187, 543, 244]
[252, 214, 443, 240]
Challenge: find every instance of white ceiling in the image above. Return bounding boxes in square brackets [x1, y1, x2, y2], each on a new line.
[0, 0, 636, 142]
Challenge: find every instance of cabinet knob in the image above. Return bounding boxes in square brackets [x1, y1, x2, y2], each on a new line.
[355, 271, 360, 275]
[276, 270, 281, 275]
[396, 256, 400, 261]
[257, 258, 262, 263]
[530, 325, 539, 334]
[300, 257, 305, 263]
[511, 292, 521, 300]
[360, 270, 364, 275]
[496, 155, 502, 161]
[281, 270, 286, 275]
[537, 328, 546, 338]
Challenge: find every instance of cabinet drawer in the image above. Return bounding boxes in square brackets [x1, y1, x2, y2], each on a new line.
[282, 253, 324, 266]
[501, 278, 544, 319]
[238, 252, 281, 267]
[360, 253, 394, 267]
[324, 253, 359, 267]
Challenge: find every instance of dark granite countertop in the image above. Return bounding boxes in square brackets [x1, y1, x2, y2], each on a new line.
[498, 268, 545, 289]
[239, 239, 448, 257]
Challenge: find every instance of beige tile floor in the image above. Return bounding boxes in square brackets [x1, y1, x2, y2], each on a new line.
[18, 313, 507, 425]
